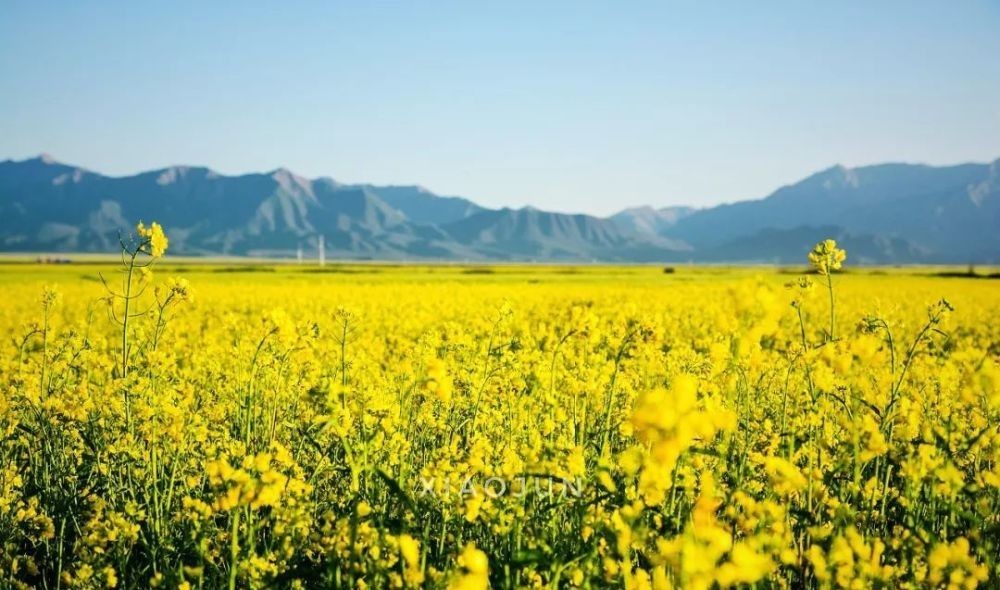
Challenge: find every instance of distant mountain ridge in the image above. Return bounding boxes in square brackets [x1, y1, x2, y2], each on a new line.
[0, 154, 997, 263]
[610, 205, 697, 236]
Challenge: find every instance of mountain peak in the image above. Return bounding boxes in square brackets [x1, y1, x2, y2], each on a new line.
[0, 153, 92, 185]
[14, 153, 65, 167]
[790, 163, 860, 191]
[610, 204, 696, 236]
[269, 167, 308, 182]
[268, 167, 315, 196]
[154, 165, 217, 185]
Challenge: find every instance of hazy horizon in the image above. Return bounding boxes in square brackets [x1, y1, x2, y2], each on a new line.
[2, 0, 999, 215]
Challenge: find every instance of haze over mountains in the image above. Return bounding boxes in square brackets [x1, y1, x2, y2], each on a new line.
[0, 154, 997, 263]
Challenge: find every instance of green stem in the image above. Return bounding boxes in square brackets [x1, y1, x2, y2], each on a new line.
[826, 272, 835, 341]
[121, 251, 136, 379]
[228, 510, 240, 590]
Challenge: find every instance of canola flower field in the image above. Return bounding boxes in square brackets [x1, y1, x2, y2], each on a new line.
[1, 227, 998, 589]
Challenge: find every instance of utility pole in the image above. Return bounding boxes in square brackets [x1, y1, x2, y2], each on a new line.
[318, 235, 325, 267]
[296, 244, 303, 264]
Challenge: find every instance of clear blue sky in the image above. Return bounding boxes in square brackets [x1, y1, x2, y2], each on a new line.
[2, 1, 999, 215]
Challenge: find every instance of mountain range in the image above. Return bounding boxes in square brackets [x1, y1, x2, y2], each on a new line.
[0, 154, 997, 263]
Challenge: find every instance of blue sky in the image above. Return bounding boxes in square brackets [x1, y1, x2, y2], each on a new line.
[2, 1, 999, 215]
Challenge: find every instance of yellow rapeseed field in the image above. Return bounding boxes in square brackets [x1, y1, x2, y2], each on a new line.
[1, 226, 998, 589]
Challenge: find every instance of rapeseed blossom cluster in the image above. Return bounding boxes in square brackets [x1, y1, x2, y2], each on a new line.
[136, 221, 169, 258]
[808, 239, 846, 276]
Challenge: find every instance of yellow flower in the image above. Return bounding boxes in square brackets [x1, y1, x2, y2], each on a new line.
[925, 537, 989, 587]
[137, 220, 169, 257]
[762, 456, 807, 496]
[631, 375, 734, 504]
[423, 357, 454, 403]
[450, 542, 489, 590]
[398, 534, 421, 567]
[716, 542, 775, 587]
[808, 238, 846, 275]
[458, 542, 489, 574]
